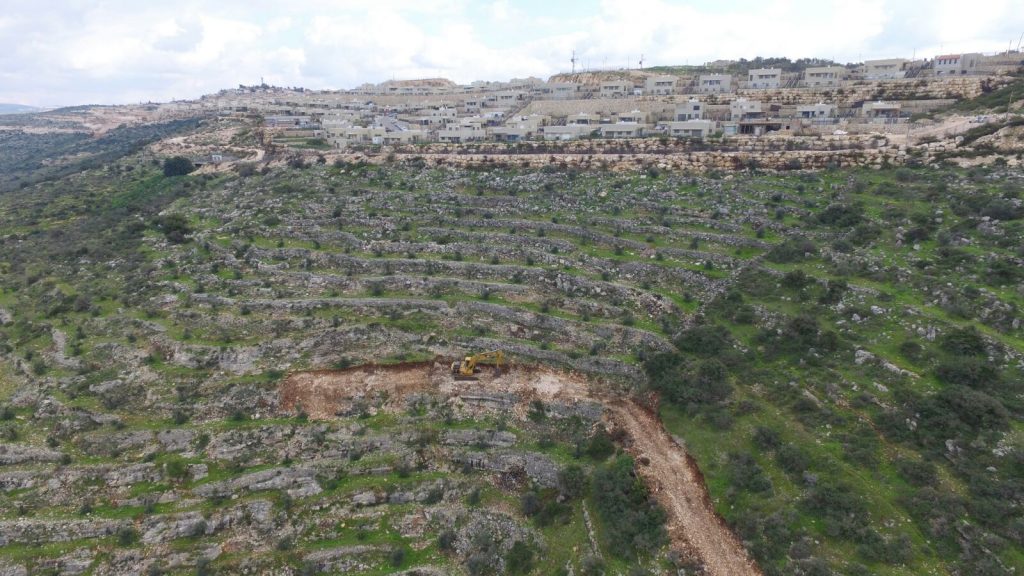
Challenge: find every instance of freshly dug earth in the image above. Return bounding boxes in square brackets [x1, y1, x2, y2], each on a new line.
[281, 361, 761, 576]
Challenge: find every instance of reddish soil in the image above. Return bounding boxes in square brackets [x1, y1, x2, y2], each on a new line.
[279, 360, 761, 576]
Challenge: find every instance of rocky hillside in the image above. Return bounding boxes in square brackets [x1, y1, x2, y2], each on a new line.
[0, 113, 1022, 575]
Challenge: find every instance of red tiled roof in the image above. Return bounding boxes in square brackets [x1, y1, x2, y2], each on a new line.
[936, 54, 960, 60]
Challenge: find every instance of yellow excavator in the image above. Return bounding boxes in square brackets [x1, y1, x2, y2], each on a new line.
[451, 350, 506, 380]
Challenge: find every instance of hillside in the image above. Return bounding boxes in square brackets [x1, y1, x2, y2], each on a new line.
[0, 100, 1022, 576]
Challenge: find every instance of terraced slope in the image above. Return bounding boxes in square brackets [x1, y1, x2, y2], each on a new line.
[0, 148, 1022, 575]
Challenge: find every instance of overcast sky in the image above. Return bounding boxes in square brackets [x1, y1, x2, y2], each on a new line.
[2, 0, 1023, 107]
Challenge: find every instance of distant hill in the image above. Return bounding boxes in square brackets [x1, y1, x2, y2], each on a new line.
[0, 103, 42, 115]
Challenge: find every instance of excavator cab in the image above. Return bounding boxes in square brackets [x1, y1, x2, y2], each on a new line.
[451, 350, 505, 380]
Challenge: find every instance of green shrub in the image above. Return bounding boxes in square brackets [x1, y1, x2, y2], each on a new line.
[438, 528, 457, 552]
[162, 156, 194, 177]
[673, 324, 732, 356]
[558, 464, 588, 500]
[939, 326, 987, 357]
[585, 428, 616, 460]
[644, 353, 733, 407]
[116, 526, 139, 546]
[591, 456, 667, 559]
[505, 541, 535, 574]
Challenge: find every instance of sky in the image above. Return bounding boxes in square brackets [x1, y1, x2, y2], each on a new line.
[1, 0, 1022, 107]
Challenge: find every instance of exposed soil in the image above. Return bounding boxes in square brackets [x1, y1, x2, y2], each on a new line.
[280, 360, 761, 576]
[610, 399, 761, 576]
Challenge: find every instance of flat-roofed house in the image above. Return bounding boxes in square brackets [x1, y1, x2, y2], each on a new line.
[382, 130, 427, 145]
[617, 110, 647, 124]
[675, 99, 704, 121]
[862, 101, 902, 123]
[600, 80, 631, 98]
[801, 66, 847, 87]
[661, 119, 715, 138]
[566, 112, 601, 126]
[599, 123, 645, 138]
[644, 75, 678, 95]
[438, 121, 486, 143]
[934, 53, 983, 75]
[490, 114, 550, 141]
[539, 82, 580, 100]
[729, 98, 763, 121]
[542, 124, 594, 140]
[796, 103, 835, 118]
[864, 58, 907, 79]
[336, 126, 387, 146]
[698, 74, 732, 94]
[747, 68, 782, 89]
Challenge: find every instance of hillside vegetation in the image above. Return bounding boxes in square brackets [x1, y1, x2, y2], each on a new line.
[0, 118, 1022, 575]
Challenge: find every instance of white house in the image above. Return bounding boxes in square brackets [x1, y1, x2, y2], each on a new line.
[617, 110, 647, 124]
[438, 122, 486, 143]
[934, 53, 982, 75]
[801, 66, 847, 87]
[698, 74, 732, 94]
[796, 103, 834, 119]
[382, 130, 427, 145]
[600, 80, 632, 98]
[747, 68, 782, 89]
[862, 101, 902, 122]
[661, 120, 715, 138]
[675, 99, 704, 121]
[863, 59, 907, 80]
[644, 75, 678, 95]
[566, 112, 601, 126]
[539, 82, 580, 100]
[729, 98, 763, 121]
[599, 123, 645, 138]
[542, 124, 595, 140]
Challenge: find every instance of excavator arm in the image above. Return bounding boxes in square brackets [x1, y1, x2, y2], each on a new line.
[451, 350, 505, 378]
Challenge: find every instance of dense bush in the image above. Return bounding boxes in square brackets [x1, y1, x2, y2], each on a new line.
[935, 357, 1000, 389]
[673, 324, 733, 355]
[727, 452, 773, 494]
[591, 456, 667, 559]
[940, 326, 988, 357]
[505, 541, 535, 574]
[152, 213, 193, 244]
[643, 353, 733, 406]
[914, 386, 1009, 445]
[766, 238, 818, 263]
[817, 203, 864, 228]
[800, 479, 869, 538]
[162, 156, 195, 177]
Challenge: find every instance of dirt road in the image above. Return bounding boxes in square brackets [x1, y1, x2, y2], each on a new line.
[280, 362, 761, 576]
[610, 400, 761, 576]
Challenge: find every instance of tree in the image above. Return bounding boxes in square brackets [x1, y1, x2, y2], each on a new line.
[162, 156, 194, 177]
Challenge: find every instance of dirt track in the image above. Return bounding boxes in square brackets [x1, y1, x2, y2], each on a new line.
[280, 361, 760, 576]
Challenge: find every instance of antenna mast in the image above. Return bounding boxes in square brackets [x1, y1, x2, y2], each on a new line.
[639, 54, 645, 70]
[571, 50, 578, 74]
